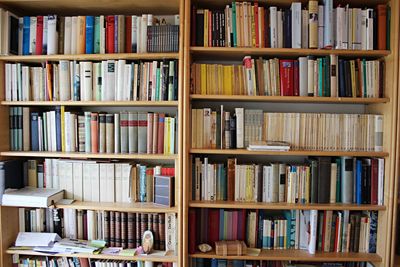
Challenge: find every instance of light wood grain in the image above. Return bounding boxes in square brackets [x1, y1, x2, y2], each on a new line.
[6, 249, 178, 262]
[0, 53, 179, 62]
[190, 148, 389, 157]
[56, 201, 178, 213]
[189, 250, 382, 262]
[1, 101, 179, 107]
[0, 151, 177, 160]
[190, 95, 390, 104]
[189, 201, 386, 211]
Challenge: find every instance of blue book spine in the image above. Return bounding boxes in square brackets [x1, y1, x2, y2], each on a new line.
[114, 15, 118, 53]
[85, 16, 94, 54]
[219, 208, 224, 240]
[323, 0, 333, 48]
[369, 211, 377, 253]
[356, 160, 362, 204]
[139, 165, 147, 202]
[211, 259, 218, 267]
[30, 112, 39, 151]
[55, 107, 61, 151]
[22, 17, 30, 55]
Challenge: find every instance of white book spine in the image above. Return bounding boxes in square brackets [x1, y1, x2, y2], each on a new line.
[99, 15, 105, 54]
[366, 9, 374, 50]
[299, 57, 308, 96]
[51, 158, 59, 189]
[42, 16, 48, 54]
[235, 108, 244, 148]
[71, 16, 78, 54]
[277, 10, 283, 48]
[361, 10, 367, 50]
[308, 210, 318, 254]
[72, 161, 83, 201]
[22, 66, 30, 101]
[330, 55, 338, 97]
[124, 64, 132, 101]
[116, 60, 126, 101]
[80, 62, 93, 101]
[374, 115, 383, 152]
[105, 60, 116, 100]
[354, 9, 362, 50]
[291, 3, 302, 48]
[318, 5, 324, 49]
[59, 60, 71, 101]
[64, 17, 72, 54]
[29, 17, 37, 55]
[47, 15, 58, 55]
[323, 0, 333, 49]
[82, 163, 92, 201]
[269, 7, 277, 48]
[378, 158, 384, 205]
[90, 163, 100, 202]
[122, 164, 131, 203]
[335, 7, 345, 49]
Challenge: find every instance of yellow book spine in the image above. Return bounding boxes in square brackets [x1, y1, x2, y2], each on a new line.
[227, 65, 233, 95]
[350, 60, 356, 97]
[200, 64, 207, 95]
[204, 9, 209, 47]
[61, 106, 65, 152]
[251, 4, 256, 47]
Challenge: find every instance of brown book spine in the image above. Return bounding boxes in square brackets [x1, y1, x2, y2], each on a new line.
[103, 211, 110, 246]
[90, 113, 99, 153]
[227, 158, 236, 201]
[121, 212, 127, 248]
[157, 113, 165, 154]
[110, 211, 115, 247]
[146, 168, 154, 202]
[125, 16, 132, 53]
[127, 212, 135, 248]
[377, 5, 387, 50]
[152, 113, 159, 154]
[159, 213, 165, 250]
[83, 211, 88, 240]
[135, 213, 141, 247]
[115, 211, 121, 247]
[140, 213, 148, 240]
[153, 213, 159, 250]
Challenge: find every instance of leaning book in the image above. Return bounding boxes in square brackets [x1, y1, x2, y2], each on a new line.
[247, 141, 291, 151]
[2, 187, 64, 208]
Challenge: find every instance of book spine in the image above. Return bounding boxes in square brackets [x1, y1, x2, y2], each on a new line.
[85, 16, 94, 54]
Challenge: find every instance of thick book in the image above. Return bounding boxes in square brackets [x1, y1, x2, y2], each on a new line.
[2, 187, 64, 208]
[317, 157, 331, 204]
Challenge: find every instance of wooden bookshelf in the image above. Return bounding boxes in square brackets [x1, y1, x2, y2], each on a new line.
[0, 53, 179, 62]
[191, 95, 390, 104]
[0, 0, 185, 265]
[190, 47, 390, 59]
[183, 0, 400, 266]
[190, 149, 389, 157]
[6, 249, 178, 262]
[0, 151, 177, 160]
[189, 250, 382, 262]
[189, 201, 386, 211]
[56, 201, 178, 213]
[1, 101, 179, 107]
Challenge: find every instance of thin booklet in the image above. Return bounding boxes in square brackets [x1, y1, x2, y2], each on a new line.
[247, 141, 291, 151]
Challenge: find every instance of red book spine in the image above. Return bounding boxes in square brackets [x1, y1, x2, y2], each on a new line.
[157, 113, 165, 154]
[293, 60, 299, 96]
[125, 16, 132, 53]
[208, 10, 212, 47]
[106, 16, 115, 53]
[279, 59, 294, 96]
[191, 5, 197, 46]
[208, 209, 220, 245]
[260, 7, 265, 48]
[36, 16, 44, 55]
[254, 3, 259, 48]
[237, 209, 246, 241]
[90, 113, 98, 153]
[147, 113, 154, 154]
[334, 216, 340, 252]
[377, 5, 387, 50]
[189, 209, 196, 253]
[371, 158, 378, 205]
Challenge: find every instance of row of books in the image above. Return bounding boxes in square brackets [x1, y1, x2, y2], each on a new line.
[5, 60, 179, 102]
[24, 159, 174, 203]
[14, 256, 169, 267]
[10, 107, 177, 155]
[189, 209, 377, 254]
[1, 11, 179, 55]
[191, 108, 384, 152]
[191, 1, 389, 50]
[192, 157, 384, 205]
[19, 207, 177, 251]
[190, 56, 384, 98]
[191, 260, 372, 267]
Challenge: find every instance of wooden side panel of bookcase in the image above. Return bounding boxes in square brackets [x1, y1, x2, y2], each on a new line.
[0, 207, 18, 267]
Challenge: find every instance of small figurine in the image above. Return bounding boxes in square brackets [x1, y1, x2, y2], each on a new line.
[198, 243, 212, 253]
[142, 230, 154, 254]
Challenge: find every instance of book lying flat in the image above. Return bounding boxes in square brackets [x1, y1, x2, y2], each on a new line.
[247, 141, 291, 151]
[2, 187, 64, 208]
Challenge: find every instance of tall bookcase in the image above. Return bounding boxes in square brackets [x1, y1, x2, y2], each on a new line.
[0, 0, 184, 266]
[183, 0, 399, 267]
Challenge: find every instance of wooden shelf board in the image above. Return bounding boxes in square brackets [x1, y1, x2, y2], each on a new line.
[190, 47, 390, 58]
[6, 249, 177, 262]
[189, 201, 386, 211]
[0, 53, 179, 62]
[189, 149, 389, 157]
[189, 250, 382, 262]
[57, 201, 178, 213]
[190, 95, 389, 104]
[0, 151, 177, 160]
[1, 101, 178, 107]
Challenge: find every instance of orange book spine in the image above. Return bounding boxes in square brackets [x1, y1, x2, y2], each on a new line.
[91, 112, 99, 153]
[78, 16, 86, 54]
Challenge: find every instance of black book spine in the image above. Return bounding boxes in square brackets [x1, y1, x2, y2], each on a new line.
[345, 61, 352, 97]
[229, 114, 236, 149]
[310, 159, 318, 204]
[196, 10, 205, 46]
[283, 10, 291, 48]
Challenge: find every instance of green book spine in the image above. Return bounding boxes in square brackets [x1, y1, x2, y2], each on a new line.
[232, 2, 237, 47]
[94, 16, 101, 54]
[318, 59, 323, 96]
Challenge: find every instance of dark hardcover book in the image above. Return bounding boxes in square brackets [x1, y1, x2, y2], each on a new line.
[329, 213, 337, 252]
[0, 160, 24, 202]
[189, 209, 196, 253]
[353, 214, 361, 252]
[173, 60, 178, 100]
[191, 6, 197, 46]
[13, 107, 18, 150]
[211, 11, 216, 47]
[369, 211, 378, 253]
[293, 60, 299, 96]
[370, 159, 378, 205]
[83, 211, 88, 240]
[195, 9, 205, 46]
[317, 211, 324, 251]
[55, 107, 62, 151]
[115, 211, 121, 247]
[22, 16, 30, 55]
[379, 60, 385, 98]
[127, 212, 135, 249]
[152, 213, 159, 250]
[309, 158, 318, 203]
[9, 107, 14, 151]
[110, 211, 115, 247]
[135, 213, 141, 247]
[104, 211, 110, 246]
[52, 208, 63, 237]
[230, 114, 236, 149]
[30, 112, 39, 151]
[338, 59, 345, 97]
[140, 213, 147, 241]
[362, 159, 371, 204]
[344, 61, 352, 97]
[349, 214, 356, 252]
[324, 56, 331, 97]
[159, 213, 166, 250]
[57, 17, 65, 54]
[283, 9, 291, 48]
[9, 15, 19, 55]
[208, 209, 220, 246]
[121, 212, 127, 248]
[355, 159, 362, 205]
[25, 209, 31, 232]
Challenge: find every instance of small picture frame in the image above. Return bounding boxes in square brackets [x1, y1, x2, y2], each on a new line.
[153, 175, 175, 207]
